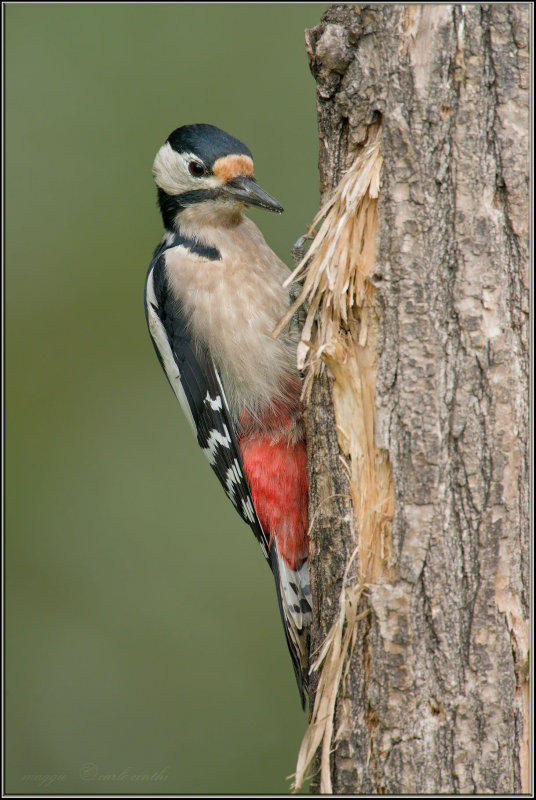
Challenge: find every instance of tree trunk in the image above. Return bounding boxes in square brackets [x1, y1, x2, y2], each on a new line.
[292, 4, 529, 794]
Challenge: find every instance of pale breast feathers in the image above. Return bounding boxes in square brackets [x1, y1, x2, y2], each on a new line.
[164, 217, 298, 419]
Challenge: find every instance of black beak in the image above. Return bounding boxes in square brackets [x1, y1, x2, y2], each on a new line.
[222, 176, 284, 213]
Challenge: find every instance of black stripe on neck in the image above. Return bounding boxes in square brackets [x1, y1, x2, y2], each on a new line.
[160, 229, 221, 261]
[157, 187, 222, 230]
[175, 188, 222, 206]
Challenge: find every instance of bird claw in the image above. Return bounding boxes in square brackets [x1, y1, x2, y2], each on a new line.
[291, 230, 315, 267]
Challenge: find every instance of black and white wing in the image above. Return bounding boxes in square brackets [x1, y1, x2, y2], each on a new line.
[269, 542, 311, 707]
[144, 242, 270, 561]
[145, 238, 309, 707]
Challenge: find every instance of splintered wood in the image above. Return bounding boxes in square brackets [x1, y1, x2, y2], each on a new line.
[275, 124, 394, 793]
[276, 123, 394, 587]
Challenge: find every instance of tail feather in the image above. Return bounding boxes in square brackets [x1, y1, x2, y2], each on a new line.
[269, 541, 312, 708]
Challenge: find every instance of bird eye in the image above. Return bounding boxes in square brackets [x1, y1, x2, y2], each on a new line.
[188, 161, 205, 177]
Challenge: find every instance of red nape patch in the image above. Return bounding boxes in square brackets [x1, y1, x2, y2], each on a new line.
[240, 437, 308, 570]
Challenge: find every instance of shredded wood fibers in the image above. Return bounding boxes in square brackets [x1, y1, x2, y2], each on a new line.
[277, 124, 395, 793]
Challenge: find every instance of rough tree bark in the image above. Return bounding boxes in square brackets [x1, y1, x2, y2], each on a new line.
[295, 4, 529, 794]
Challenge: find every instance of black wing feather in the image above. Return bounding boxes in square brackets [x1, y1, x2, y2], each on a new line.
[145, 235, 309, 705]
[144, 242, 269, 558]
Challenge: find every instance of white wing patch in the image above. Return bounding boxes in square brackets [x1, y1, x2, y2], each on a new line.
[205, 391, 223, 411]
[202, 425, 232, 466]
[241, 496, 256, 525]
[224, 459, 242, 506]
[274, 544, 312, 678]
[146, 247, 271, 563]
[145, 268, 196, 433]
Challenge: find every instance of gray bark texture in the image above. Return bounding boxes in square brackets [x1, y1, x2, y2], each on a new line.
[302, 4, 529, 794]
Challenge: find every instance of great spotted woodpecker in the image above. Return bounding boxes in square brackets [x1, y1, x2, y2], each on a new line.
[144, 124, 311, 705]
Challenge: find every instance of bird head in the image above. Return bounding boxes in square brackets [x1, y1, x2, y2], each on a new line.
[153, 123, 283, 230]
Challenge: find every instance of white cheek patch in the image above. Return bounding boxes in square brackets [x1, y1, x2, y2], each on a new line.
[152, 142, 222, 195]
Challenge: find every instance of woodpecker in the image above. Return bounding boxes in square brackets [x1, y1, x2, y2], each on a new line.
[144, 123, 311, 705]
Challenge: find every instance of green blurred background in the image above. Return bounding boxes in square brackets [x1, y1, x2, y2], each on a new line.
[5, 4, 324, 794]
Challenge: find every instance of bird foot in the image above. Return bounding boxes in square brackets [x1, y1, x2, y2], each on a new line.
[291, 229, 316, 268]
